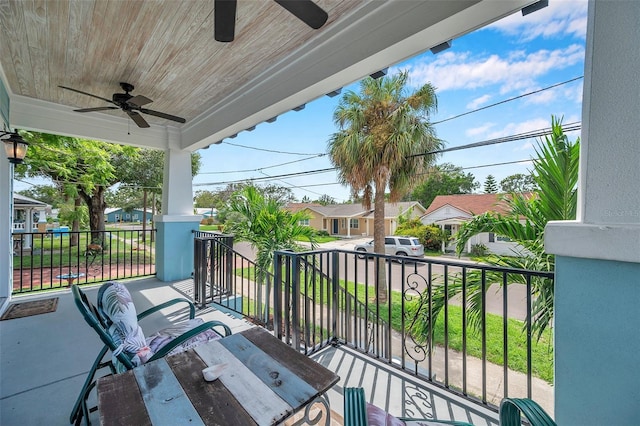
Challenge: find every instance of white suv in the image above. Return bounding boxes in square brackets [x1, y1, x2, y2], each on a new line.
[354, 236, 424, 258]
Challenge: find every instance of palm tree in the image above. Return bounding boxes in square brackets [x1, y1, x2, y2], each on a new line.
[328, 71, 442, 303]
[226, 185, 318, 279]
[415, 116, 579, 342]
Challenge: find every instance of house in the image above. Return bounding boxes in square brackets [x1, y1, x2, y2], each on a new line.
[104, 208, 153, 224]
[421, 193, 526, 255]
[288, 201, 426, 237]
[12, 193, 49, 233]
[1, 2, 639, 424]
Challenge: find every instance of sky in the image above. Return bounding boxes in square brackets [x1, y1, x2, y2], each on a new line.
[193, 0, 588, 204]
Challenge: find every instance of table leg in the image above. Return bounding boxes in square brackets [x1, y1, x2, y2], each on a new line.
[288, 394, 332, 426]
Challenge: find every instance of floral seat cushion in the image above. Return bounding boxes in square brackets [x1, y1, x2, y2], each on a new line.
[98, 281, 222, 373]
[366, 403, 452, 426]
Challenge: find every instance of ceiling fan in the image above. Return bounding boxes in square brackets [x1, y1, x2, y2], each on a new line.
[215, 0, 328, 42]
[58, 82, 186, 128]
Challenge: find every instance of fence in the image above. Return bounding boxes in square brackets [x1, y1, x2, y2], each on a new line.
[11, 229, 156, 294]
[193, 234, 554, 409]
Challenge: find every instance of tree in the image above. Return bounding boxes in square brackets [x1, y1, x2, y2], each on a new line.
[417, 117, 579, 343]
[316, 194, 335, 205]
[20, 132, 138, 244]
[408, 163, 479, 207]
[225, 185, 318, 287]
[500, 173, 537, 193]
[484, 174, 498, 193]
[17, 185, 65, 208]
[300, 195, 312, 203]
[328, 71, 443, 303]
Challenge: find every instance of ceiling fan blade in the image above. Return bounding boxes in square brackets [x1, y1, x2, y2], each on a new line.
[127, 95, 153, 107]
[74, 107, 119, 113]
[58, 85, 114, 104]
[214, 0, 236, 42]
[139, 108, 186, 123]
[274, 0, 328, 29]
[127, 111, 150, 128]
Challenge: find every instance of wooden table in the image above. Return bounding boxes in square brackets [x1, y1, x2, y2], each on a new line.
[97, 327, 340, 426]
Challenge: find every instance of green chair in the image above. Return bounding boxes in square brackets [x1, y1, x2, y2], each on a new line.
[499, 398, 556, 426]
[70, 282, 232, 426]
[343, 387, 474, 426]
[345, 388, 556, 426]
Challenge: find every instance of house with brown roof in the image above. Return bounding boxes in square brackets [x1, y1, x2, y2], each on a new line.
[286, 201, 426, 238]
[421, 193, 525, 255]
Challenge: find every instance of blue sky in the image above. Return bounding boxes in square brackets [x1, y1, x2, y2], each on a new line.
[194, 0, 588, 204]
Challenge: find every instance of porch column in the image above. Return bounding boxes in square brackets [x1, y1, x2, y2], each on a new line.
[0, 153, 11, 304]
[154, 128, 200, 281]
[0, 77, 11, 307]
[545, 1, 640, 425]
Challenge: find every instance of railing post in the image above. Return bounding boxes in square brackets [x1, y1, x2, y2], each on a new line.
[273, 252, 283, 339]
[331, 251, 339, 342]
[291, 253, 301, 350]
[193, 236, 206, 308]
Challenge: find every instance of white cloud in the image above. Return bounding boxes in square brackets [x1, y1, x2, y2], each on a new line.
[488, 0, 588, 41]
[466, 122, 496, 138]
[406, 44, 584, 94]
[486, 117, 550, 140]
[466, 94, 492, 109]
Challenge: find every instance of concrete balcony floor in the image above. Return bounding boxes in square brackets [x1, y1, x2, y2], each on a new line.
[0, 277, 499, 425]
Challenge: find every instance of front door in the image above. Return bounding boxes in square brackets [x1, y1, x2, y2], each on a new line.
[332, 219, 339, 234]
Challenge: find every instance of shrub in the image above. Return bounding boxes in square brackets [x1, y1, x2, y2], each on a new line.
[315, 229, 329, 237]
[395, 218, 446, 251]
[470, 243, 489, 257]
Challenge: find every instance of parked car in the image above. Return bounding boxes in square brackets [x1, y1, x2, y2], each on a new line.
[354, 236, 424, 258]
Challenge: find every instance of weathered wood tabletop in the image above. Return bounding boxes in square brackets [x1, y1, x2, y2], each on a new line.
[97, 327, 340, 426]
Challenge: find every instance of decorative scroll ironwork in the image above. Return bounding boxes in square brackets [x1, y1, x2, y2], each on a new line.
[403, 272, 430, 363]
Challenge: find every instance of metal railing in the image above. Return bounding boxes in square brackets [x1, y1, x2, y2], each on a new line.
[11, 229, 156, 294]
[193, 235, 554, 410]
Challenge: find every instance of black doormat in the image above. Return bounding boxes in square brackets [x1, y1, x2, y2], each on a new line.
[1, 297, 59, 321]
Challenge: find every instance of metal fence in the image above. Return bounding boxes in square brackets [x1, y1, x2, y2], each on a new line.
[11, 229, 156, 294]
[193, 235, 554, 409]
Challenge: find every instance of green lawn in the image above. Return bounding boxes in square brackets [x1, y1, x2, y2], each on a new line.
[234, 265, 553, 383]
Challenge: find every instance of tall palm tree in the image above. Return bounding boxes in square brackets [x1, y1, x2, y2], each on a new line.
[414, 117, 579, 343]
[328, 71, 442, 303]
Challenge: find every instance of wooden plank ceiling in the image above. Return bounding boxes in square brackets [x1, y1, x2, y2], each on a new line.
[0, 0, 364, 127]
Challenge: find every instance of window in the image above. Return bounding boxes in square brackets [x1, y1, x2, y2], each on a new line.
[298, 219, 310, 226]
[341, 219, 346, 228]
[349, 219, 359, 229]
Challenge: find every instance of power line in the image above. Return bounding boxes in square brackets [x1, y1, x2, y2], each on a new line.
[432, 76, 584, 125]
[199, 154, 325, 175]
[194, 123, 580, 187]
[222, 140, 324, 156]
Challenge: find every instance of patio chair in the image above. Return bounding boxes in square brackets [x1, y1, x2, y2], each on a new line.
[70, 282, 232, 426]
[343, 387, 474, 426]
[499, 398, 556, 426]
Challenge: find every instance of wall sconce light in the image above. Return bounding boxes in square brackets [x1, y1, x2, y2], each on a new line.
[1, 131, 29, 164]
[370, 68, 388, 79]
[430, 40, 452, 54]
